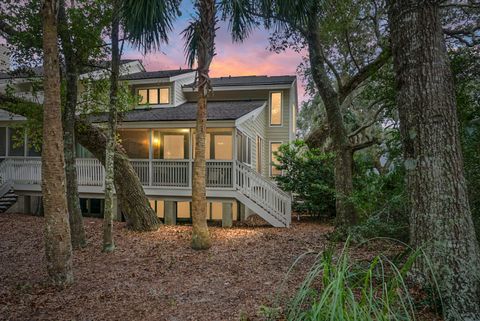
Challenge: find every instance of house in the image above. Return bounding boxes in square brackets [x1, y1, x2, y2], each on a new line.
[0, 57, 297, 227]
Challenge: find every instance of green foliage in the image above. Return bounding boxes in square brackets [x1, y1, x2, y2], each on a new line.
[282, 241, 434, 321]
[78, 78, 136, 115]
[274, 140, 336, 217]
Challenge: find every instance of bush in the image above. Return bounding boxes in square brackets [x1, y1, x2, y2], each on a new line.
[274, 140, 336, 218]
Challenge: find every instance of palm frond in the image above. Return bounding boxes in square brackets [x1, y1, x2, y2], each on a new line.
[121, 0, 181, 53]
[182, 19, 201, 68]
[219, 0, 258, 42]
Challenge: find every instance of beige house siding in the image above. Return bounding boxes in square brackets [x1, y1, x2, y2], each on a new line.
[237, 107, 268, 175]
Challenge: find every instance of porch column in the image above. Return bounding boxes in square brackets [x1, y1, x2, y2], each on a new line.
[222, 202, 233, 228]
[164, 200, 177, 225]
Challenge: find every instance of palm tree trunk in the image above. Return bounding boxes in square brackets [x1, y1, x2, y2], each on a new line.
[58, 0, 86, 249]
[389, 1, 480, 319]
[191, 0, 216, 250]
[103, 0, 120, 253]
[41, 0, 73, 285]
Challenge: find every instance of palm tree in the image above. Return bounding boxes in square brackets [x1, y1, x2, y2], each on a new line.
[101, 0, 181, 251]
[41, 0, 73, 284]
[183, 0, 217, 250]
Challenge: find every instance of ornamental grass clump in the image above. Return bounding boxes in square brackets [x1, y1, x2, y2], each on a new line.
[281, 241, 440, 321]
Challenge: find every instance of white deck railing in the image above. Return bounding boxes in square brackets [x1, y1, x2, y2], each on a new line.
[0, 157, 291, 226]
[0, 158, 237, 189]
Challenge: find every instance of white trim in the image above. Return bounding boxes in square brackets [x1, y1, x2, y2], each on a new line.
[117, 120, 235, 129]
[269, 91, 283, 127]
[269, 141, 283, 177]
[234, 102, 266, 127]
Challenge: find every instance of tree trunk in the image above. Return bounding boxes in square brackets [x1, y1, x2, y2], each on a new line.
[102, 0, 120, 253]
[191, 0, 216, 250]
[58, 0, 86, 250]
[75, 118, 160, 232]
[41, 0, 73, 285]
[306, 29, 357, 230]
[389, 1, 480, 319]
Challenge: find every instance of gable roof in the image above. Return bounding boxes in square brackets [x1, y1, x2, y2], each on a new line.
[120, 69, 195, 81]
[184, 75, 296, 88]
[91, 100, 265, 123]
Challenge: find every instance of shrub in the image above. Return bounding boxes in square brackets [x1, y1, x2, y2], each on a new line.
[274, 140, 336, 218]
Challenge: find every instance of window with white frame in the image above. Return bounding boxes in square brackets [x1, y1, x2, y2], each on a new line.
[270, 92, 282, 126]
[236, 131, 252, 165]
[138, 87, 170, 105]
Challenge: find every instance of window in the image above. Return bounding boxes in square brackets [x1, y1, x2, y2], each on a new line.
[159, 88, 170, 104]
[149, 200, 164, 218]
[138, 87, 170, 105]
[270, 142, 282, 176]
[256, 136, 263, 174]
[270, 92, 282, 126]
[236, 131, 251, 164]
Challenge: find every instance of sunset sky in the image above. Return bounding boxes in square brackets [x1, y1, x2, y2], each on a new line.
[121, 1, 307, 100]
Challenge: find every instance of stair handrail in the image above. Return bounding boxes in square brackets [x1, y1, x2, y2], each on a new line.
[234, 160, 292, 226]
[234, 160, 291, 201]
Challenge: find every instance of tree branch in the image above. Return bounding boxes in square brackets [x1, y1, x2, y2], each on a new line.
[338, 47, 391, 103]
[348, 99, 388, 138]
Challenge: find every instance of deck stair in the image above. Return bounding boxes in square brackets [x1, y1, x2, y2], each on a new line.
[234, 161, 291, 227]
[0, 179, 17, 213]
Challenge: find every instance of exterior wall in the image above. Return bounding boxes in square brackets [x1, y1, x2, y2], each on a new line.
[199, 87, 295, 177]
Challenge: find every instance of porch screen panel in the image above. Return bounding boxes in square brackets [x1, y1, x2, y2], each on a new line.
[213, 135, 232, 160]
[163, 135, 185, 159]
[118, 129, 150, 159]
[8, 128, 25, 156]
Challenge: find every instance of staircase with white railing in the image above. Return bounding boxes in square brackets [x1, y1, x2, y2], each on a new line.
[234, 161, 291, 227]
[0, 157, 292, 226]
[0, 161, 18, 213]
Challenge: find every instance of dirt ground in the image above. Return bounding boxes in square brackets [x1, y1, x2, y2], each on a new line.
[0, 213, 335, 321]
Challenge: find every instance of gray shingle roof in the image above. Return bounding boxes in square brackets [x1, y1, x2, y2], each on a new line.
[120, 69, 195, 80]
[184, 75, 296, 88]
[91, 100, 265, 123]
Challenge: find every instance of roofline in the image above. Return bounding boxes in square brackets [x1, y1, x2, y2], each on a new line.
[182, 84, 293, 92]
[121, 70, 196, 84]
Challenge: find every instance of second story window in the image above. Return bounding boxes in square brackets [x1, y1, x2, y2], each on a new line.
[138, 87, 170, 105]
[270, 92, 283, 126]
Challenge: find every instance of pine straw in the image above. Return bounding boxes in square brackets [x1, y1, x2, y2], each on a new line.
[0, 213, 331, 320]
